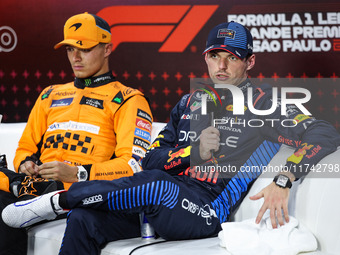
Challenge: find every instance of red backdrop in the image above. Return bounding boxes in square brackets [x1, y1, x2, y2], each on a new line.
[0, 0, 339, 131]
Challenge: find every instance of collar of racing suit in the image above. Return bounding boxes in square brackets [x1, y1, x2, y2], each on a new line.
[237, 79, 252, 92]
[74, 71, 116, 89]
[218, 78, 252, 101]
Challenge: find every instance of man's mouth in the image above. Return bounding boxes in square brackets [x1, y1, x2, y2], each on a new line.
[73, 65, 83, 71]
[215, 73, 230, 81]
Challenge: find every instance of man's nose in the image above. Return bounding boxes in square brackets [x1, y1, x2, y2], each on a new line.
[218, 58, 228, 69]
[72, 50, 81, 61]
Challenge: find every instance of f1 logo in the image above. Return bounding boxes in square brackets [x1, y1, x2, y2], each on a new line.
[97, 5, 218, 52]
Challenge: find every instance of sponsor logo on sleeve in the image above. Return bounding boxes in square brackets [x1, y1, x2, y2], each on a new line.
[164, 159, 182, 170]
[123, 88, 136, 96]
[112, 91, 124, 104]
[80, 96, 104, 109]
[167, 146, 191, 162]
[132, 146, 146, 158]
[190, 101, 201, 112]
[293, 114, 311, 124]
[226, 105, 247, 112]
[180, 94, 190, 107]
[180, 113, 200, 120]
[287, 143, 315, 164]
[136, 118, 152, 132]
[132, 154, 142, 164]
[137, 109, 152, 123]
[42, 87, 54, 100]
[133, 137, 150, 150]
[128, 158, 142, 173]
[134, 128, 151, 142]
[82, 194, 103, 205]
[50, 97, 74, 107]
[148, 140, 160, 150]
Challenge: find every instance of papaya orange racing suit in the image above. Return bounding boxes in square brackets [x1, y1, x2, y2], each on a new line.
[13, 72, 152, 189]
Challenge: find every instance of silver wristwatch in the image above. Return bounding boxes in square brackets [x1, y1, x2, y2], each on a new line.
[77, 166, 88, 182]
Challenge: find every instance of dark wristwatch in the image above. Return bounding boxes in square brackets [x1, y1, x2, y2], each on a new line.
[273, 174, 292, 189]
[77, 166, 88, 182]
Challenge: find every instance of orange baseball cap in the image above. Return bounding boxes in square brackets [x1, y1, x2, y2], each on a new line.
[54, 12, 111, 49]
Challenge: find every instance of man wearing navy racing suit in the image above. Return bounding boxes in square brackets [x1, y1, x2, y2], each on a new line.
[2, 22, 340, 254]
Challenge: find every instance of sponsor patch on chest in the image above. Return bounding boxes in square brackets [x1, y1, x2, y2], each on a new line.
[80, 96, 104, 109]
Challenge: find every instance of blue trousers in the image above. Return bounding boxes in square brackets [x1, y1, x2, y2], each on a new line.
[0, 190, 27, 255]
[59, 170, 222, 255]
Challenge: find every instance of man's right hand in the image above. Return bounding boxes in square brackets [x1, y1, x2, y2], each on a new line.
[199, 126, 220, 160]
[19, 161, 39, 176]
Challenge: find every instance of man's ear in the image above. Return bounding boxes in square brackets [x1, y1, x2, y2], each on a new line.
[204, 53, 208, 64]
[246, 54, 256, 71]
[104, 43, 113, 57]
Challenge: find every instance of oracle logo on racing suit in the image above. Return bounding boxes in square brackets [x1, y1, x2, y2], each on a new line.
[219, 136, 239, 148]
[179, 131, 199, 142]
[179, 130, 239, 148]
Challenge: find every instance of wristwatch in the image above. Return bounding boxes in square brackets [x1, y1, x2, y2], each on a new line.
[273, 174, 292, 189]
[77, 166, 88, 182]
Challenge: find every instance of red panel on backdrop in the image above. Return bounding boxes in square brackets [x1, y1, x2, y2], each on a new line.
[0, 0, 339, 131]
[97, 5, 218, 52]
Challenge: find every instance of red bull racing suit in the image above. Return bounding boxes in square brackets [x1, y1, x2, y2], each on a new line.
[56, 79, 340, 254]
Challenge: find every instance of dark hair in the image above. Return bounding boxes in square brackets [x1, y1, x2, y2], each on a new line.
[244, 54, 253, 60]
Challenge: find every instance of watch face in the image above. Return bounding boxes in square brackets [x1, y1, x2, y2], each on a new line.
[80, 171, 87, 179]
[277, 175, 289, 187]
[77, 167, 88, 181]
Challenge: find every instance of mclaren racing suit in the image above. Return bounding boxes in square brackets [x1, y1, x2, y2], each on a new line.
[55, 79, 340, 254]
[12, 72, 152, 189]
[0, 71, 152, 255]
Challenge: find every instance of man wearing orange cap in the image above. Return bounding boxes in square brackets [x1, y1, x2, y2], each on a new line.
[0, 12, 152, 254]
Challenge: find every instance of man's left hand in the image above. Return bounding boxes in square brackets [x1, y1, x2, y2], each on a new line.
[249, 182, 290, 228]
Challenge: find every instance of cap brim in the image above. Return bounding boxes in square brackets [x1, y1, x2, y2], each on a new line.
[54, 39, 99, 50]
[202, 44, 248, 59]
